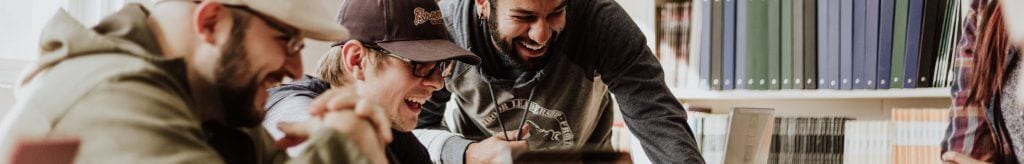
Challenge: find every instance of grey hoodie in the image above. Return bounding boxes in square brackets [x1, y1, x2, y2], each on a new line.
[413, 0, 705, 163]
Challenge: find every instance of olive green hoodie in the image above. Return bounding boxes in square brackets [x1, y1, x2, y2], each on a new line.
[0, 4, 367, 163]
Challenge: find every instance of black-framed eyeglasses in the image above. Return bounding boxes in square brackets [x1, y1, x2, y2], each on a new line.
[363, 44, 451, 78]
[222, 5, 306, 56]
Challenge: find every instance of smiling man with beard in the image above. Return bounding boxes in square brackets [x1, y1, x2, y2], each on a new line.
[0, 0, 400, 163]
[413, 0, 704, 163]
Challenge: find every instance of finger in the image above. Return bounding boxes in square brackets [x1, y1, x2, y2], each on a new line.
[357, 100, 393, 144]
[310, 88, 360, 115]
[515, 124, 532, 140]
[942, 152, 987, 164]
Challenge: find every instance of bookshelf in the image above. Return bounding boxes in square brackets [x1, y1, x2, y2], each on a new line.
[616, 0, 963, 163]
[672, 87, 950, 100]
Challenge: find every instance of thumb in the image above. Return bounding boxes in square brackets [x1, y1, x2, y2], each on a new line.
[274, 121, 316, 149]
[513, 124, 532, 141]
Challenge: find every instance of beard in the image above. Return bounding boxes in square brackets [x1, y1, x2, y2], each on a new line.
[485, 3, 557, 72]
[215, 15, 263, 128]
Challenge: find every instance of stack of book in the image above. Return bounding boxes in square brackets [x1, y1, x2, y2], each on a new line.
[842, 120, 892, 163]
[842, 108, 949, 164]
[767, 117, 851, 163]
[685, 110, 730, 164]
[891, 108, 948, 164]
[656, 0, 967, 91]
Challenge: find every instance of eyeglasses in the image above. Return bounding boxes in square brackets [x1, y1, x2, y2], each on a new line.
[223, 5, 306, 56]
[364, 44, 451, 78]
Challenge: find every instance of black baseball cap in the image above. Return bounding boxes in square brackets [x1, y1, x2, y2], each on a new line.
[336, 0, 480, 65]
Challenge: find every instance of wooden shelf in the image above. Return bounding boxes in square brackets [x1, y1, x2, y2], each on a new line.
[672, 87, 952, 100]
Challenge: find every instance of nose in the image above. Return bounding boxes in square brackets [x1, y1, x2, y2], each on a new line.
[423, 69, 444, 91]
[529, 19, 552, 45]
[283, 54, 303, 80]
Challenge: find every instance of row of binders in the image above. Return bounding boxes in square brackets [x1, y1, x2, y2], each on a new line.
[657, 0, 967, 91]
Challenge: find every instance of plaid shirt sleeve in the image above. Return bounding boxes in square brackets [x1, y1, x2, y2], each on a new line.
[941, 0, 1000, 162]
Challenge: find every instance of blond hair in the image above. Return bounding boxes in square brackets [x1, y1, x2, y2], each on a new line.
[315, 44, 387, 87]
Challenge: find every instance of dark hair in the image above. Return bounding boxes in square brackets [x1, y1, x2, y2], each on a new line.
[966, 0, 1015, 108]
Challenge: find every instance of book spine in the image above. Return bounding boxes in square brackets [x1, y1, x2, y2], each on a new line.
[712, 0, 724, 90]
[903, 0, 925, 88]
[724, 0, 737, 90]
[701, 0, 714, 90]
[890, 0, 909, 89]
[864, 0, 880, 89]
[817, 0, 829, 89]
[828, 0, 841, 89]
[840, 0, 853, 90]
[852, 0, 866, 89]
[736, 0, 749, 89]
[781, 0, 794, 89]
[877, 0, 895, 89]
[769, 0, 782, 90]
[803, 0, 818, 89]
[793, 0, 805, 89]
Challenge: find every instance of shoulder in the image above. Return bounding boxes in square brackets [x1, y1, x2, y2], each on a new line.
[14, 53, 193, 132]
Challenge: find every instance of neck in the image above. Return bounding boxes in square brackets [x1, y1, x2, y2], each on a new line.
[149, 2, 197, 58]
[150, 2, 224, 123]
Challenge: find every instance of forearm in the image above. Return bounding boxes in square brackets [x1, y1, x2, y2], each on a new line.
[413, 129, 474, 164]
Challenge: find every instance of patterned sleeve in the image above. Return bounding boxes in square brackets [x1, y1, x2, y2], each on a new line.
[941, 0, 1000, 162]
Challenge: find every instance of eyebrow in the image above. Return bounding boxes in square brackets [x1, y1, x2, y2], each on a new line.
[509, 0, 568, 15]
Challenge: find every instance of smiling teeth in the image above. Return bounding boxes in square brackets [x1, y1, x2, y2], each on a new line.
[519, 41, 544, 50]
[404, 97, 427, 105]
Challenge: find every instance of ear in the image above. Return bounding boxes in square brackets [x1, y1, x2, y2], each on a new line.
[193, 1, 226, 45]
[341, 40, 367, 81]
[474, 0, 490, 19]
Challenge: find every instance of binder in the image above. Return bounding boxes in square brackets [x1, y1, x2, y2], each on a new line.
[864, 0, 880, 89]
[917, 0, 948, 88]
[793, 0, 805, 89]
[902, 0, 925, 89]
[712, 0, 724, 90]
[828, 0, 841, 90]
[736, 0, 749, 89]
[724, 0, 737, 90]
[700, 0, 713, 90]
[817, 0, 829, 89]
[781, 0, 794, 89]
[851, 0, 866, 89]
[890, 0, 909, 89]
[803, 0, 818, 89]
[840, 0, 853, 90]
[768, 0, 782, 90]
[877, 0, 895, 89]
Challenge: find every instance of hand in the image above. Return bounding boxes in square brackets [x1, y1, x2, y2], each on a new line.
[309, 86, 394, 143]
[275, 86, 394, 164]
[942, 152, 990, 164]
[465, 125, 531, 164]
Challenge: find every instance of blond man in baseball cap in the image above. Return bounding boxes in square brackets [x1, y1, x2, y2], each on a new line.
[0, 0, 394, 163]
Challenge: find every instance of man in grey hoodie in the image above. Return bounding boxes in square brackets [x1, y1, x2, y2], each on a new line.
[0, 0, 397, 163]
[414, 0, 705, 163]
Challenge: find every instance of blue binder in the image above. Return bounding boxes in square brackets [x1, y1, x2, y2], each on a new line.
[877, 0, 895, 89]
[864, 0, 880, 89]
[903, 0, 924, 88]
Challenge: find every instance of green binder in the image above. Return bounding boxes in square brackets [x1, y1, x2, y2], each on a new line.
[890, 0, 908, 88]
[768, 0, 782, 90]
[781, 0, 793, 89]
